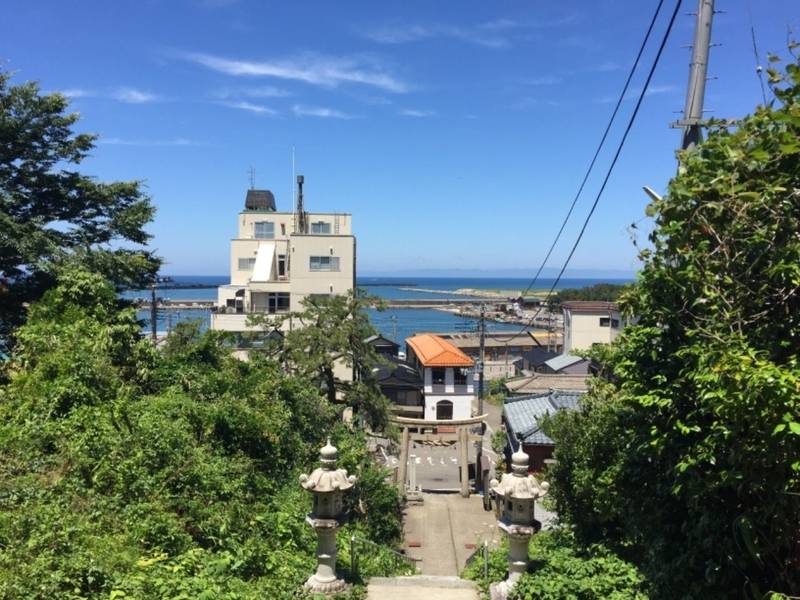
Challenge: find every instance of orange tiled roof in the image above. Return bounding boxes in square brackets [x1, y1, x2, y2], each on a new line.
[406, 334, 475, 368]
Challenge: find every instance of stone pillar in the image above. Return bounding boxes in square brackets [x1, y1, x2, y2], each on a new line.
[311, 526, 339, 587]
[398, 426, 410, 492]
[459, 426, 470, 497]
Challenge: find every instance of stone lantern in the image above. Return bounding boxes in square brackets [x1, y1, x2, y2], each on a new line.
[488, 445, 549, 600]
[299, 438, 356, 594]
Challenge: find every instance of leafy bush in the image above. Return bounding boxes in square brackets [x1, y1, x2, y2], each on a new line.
[0, 268, 405, 599]
[544, 52, 800, 598]
[463, 529, 647, 599]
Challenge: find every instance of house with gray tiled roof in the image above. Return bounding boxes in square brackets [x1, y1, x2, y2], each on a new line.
[503, 390, 583, 471]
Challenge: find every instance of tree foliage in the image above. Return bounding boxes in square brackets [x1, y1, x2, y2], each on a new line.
[0, 268, 404, 599]
[0, 70, 159, 351]
[250, 290, 391, 431]
[548, 283, 629, 306]
[463, 529, 647, 600]
[544, 52, 800, 598]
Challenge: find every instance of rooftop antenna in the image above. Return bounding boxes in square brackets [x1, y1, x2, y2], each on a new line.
[291, 145, 295, 212]
[248, 166, 256, 190]
[296, 174, 307, 233]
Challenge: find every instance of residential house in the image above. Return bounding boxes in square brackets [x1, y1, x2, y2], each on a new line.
[438, 331, 562, 375]
[372, 360, 424, 419]
[541, 353, 591, 375]
[365, 334, 400, 359]
[503, 390, 583, 472]
[562, 301, 624, 353]
[405, 334, 475, 421]
[504, 373, 590, 396]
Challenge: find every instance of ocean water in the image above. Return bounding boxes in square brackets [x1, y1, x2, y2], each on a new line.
[131, 275, 632, 340]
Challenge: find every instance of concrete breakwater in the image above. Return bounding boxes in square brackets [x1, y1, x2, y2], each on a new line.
[136, 298, 505, 311]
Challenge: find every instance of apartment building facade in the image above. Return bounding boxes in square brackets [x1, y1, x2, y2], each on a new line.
[211, 184, 355, 335]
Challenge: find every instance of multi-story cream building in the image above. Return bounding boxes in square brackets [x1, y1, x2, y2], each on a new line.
[561, 301, 624, 353]
[211, 180, 355, 335]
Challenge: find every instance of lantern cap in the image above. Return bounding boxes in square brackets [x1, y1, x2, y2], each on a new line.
[511, 447, 529, 476]
[320, 438, 338, 468]
[299, 438, 356, 493]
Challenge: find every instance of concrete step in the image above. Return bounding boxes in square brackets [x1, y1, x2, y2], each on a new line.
[367, 576, 479, 600]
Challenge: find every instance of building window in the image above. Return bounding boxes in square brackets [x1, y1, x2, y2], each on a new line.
[268, 292, 290, 313]
[238, 257, 256, 270]
[251, 292, 289, 314]
[277, 254, 287, 277]
[431, 367, 446, 385]
[254, 221, 274, 239]
[454, 367, 468, 386]
[311, 221, 331, 234]
[395, 391, 420, 406]
[436, 400, 453, 420]
[309, 256, 340, 271]
[599, 317, 620, 328]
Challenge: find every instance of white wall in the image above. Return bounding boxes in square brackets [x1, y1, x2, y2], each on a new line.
[563, 308, 622, 353]
[424, 395, 472, 421]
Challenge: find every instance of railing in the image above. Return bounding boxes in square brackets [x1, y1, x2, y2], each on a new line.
[464, 540, 490, 580]
[349, 535, 418, 579]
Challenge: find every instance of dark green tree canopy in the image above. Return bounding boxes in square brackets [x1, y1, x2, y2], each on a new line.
[249, 289, 392, 431]
[0, 70, 159, 349]
[544, 52, 800, 598]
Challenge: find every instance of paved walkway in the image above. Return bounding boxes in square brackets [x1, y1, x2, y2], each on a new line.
[403, 492, 501, 576]
[367, 576, 479, 600]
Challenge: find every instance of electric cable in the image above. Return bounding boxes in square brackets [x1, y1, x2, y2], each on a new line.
[515, 0, 668, 305]
[494, 0, 684, 344]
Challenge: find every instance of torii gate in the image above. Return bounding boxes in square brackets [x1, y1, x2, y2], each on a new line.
[392, 414, 488, 498]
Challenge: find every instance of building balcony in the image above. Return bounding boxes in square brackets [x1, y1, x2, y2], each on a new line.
[210, 312, 289, 332]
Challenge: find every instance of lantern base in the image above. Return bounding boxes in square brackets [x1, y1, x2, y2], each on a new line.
[304, 574, 351, 595]
[489, 580, 512, 600]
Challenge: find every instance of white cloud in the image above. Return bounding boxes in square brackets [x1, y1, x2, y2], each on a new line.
[59, 88, 95, 98]
[594, 61, 622, 72]
[184, 51, 409, 93]
[112, 88, 159, 103]
[400, 109, 435, 117]
[99, 137, 200, 146]
[221, 100, 277, 115]
[364, 22, 510, 48]
[520, 76, 562, 86]
[215, 85, 291, 99]
[292, 104, 354, 119]
[594, 84, 676, 104]
[363, 15, 581, 48]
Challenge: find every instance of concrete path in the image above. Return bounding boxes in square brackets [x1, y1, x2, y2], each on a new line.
[403, 492, 501, 576]
[367, 576, 479, 600]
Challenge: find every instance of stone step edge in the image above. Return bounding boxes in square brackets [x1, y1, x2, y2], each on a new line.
[368, 576, 477, 589]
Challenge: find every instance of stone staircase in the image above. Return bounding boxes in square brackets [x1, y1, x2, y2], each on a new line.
[367, 576, 479, 600]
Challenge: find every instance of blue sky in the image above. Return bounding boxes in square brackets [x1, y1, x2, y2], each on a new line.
[2, 0, 797, 276]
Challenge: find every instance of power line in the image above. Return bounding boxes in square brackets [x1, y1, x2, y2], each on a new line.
[496, 0, 684, 344]
[515, 0, 667, 305]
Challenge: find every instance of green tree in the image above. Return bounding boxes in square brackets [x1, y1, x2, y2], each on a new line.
[0, 70, 159, 352]
[544, 52, 800, 598]
[0, 269, 405, 599]
[250, 289, 391, 431]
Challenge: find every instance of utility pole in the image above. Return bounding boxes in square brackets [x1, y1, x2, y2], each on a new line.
[476, 303, 486, 494]
[150, 282, 157, 343]
[390, 314, 398, 341]
[678, 0, 715, 151]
